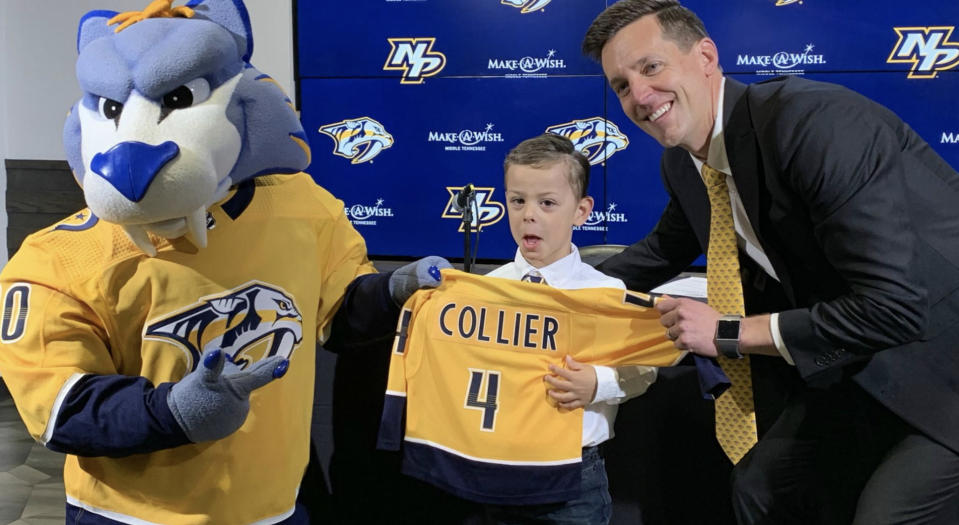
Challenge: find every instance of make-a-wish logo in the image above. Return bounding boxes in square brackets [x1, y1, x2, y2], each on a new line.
[488, 49, 567, 78]
[574, 203, 629, 232]
[545, 118, 629, 165]
[428, 123, 505, 152]
[384, 37, 446, 84]
[319, 117, 394, 164]
[501, 0, 551, 14]
[942, 131, 959, 144]
[888, 27, 959, 79]
[736, 43, 826, 75]
[144, 282, 303, 371]
[442, 186, 505, 232]
[774, 0, 802, 6]
[345, 198, 395, 226]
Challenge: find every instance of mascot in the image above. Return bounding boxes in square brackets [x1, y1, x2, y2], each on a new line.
[0, 1, 447, 523]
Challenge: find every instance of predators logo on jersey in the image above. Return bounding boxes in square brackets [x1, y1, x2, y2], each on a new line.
[145, 281, 304, 370]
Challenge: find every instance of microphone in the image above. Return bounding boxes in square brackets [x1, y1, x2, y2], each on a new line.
[452, 184, 474, 213]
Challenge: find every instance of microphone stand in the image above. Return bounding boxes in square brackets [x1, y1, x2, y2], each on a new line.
[461, 197, 473, 273]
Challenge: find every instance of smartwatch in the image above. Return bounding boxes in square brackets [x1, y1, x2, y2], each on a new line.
[715, 314, 743, 359]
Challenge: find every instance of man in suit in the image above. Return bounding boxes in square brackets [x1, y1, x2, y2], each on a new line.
[583, 1, 959, 523]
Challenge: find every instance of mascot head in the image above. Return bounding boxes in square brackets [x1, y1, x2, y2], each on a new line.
[63, 0, 310, 255]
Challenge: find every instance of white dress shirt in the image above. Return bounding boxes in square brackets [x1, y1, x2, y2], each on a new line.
[688, 77, 794, 364]
[485, 244, 658, 447]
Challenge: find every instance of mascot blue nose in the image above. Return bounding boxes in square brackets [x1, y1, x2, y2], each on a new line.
[90, 141, 180, 202]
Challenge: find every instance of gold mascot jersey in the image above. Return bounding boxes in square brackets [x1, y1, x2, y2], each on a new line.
[377, 269, 684, 504]
[0, 173, 375, 525]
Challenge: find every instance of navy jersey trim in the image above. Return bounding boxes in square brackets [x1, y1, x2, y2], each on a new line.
[221, 179, 256, 220]
[48, 377, 189, 457]
[400, 441, 581, 505]
[54, 212, 99, 232]
[376, 394, 406, 451]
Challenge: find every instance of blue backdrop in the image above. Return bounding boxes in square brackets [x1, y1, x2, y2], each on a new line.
[296, 0, 959, 260]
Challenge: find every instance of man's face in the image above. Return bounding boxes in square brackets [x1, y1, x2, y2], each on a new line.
[505, 162, 592, 269]
[600, 14, 719, 159]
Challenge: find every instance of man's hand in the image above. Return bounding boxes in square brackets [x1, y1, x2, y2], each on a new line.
[656, 296, 721, 357]
[167, 348, 288, 443]
[388, 256, 452, 305]
[545, 355, 597, 410]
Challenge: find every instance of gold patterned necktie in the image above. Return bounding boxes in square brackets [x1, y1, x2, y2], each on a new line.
[702, 162, 758, 464]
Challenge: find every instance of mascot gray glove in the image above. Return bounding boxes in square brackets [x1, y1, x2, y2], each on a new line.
[388, 256, 452, 306]
[167, 348, 289, 443]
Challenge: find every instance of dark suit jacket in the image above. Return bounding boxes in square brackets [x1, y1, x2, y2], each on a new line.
[599, 76, 959, 454]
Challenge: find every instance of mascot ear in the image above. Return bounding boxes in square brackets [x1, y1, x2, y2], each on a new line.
[187, 0, 254, 62]
[77, 10, 119, 53]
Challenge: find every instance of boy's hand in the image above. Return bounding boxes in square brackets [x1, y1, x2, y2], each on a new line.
[388, 256, 452, 306]
[545, 355, 597, 410]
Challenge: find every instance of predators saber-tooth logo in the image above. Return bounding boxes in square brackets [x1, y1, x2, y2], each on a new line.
[888, 26, 959, 79]
[145, 282, 303, 371]
[545, 118, 630, 165]
[384, 38, 446, 84]
[319, 117, 394, 164]
[501, 0, 552, 14]
[774, 0, 802, 5]
[442, 186, 505, 232]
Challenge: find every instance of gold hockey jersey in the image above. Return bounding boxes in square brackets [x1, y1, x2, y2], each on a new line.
[377, 269, 684, 504]
[0, 173, 375, 525]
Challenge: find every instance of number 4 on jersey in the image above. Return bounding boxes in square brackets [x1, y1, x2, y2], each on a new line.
[465, 368, 500, 432]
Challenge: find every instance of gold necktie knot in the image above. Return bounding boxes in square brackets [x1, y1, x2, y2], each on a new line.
[522, 271, 546, 285]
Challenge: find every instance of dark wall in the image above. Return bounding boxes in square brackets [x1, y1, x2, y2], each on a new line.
[4, 159, 84, 257]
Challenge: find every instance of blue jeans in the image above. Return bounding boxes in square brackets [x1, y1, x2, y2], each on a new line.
[485, 445, 612, 524]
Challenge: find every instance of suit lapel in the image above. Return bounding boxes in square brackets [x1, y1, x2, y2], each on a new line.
[723, 78, 763, 235]
[722, 78, 794, 299]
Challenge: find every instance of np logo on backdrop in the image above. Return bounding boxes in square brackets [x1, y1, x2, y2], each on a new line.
[501, 0, 552, 14]
[145, 282, 304, 371]
[545, 118, 629, 165]
[575, 203, 629, 233]
[345, 198, 395, 226]
[442, 186, 505, 232]
[384, 37, 446, 84]
[319, 117, 394, 164]
[888, 27, 959, 79]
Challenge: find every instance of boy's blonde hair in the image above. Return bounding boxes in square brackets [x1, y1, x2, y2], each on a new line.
[503, 134, 590, 198]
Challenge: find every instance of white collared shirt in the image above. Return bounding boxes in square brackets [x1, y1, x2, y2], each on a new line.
[688, 78, 793, 364]
[486, 244, 658, 446]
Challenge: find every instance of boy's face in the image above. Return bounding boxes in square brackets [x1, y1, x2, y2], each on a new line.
[505, 161, 593, 269]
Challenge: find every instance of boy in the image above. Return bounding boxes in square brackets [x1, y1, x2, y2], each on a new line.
[484, 133, 657, 524]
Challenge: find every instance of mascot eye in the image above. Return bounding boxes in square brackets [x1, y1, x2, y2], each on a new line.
[162, 78, 211, 110]
[98, 97, 124, 122]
